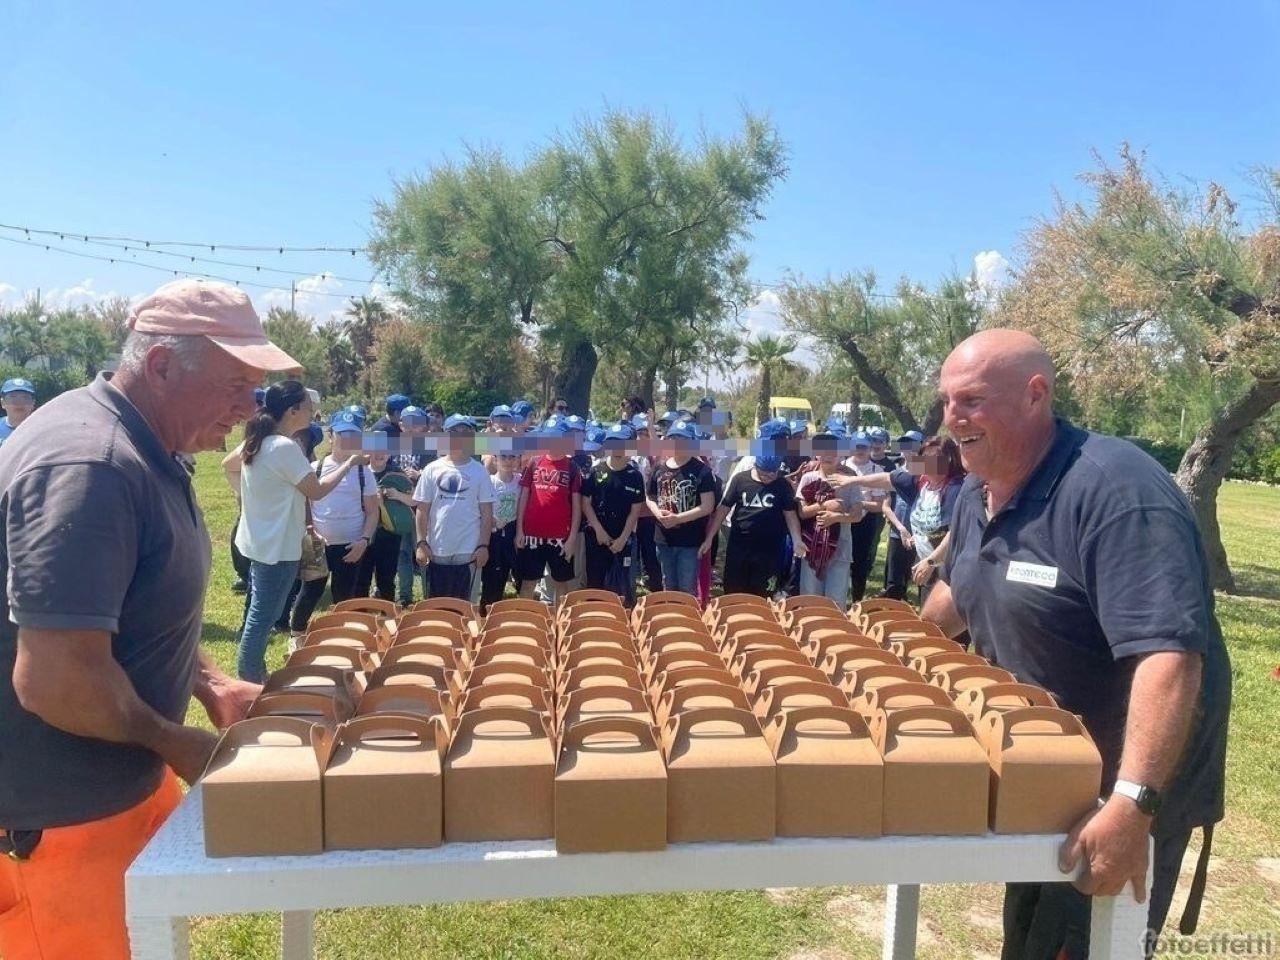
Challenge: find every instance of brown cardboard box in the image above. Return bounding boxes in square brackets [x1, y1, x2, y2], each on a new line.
[661, 706, 776, 842]
[307, 610, 381, 637]
[646, 648, 729, 683]
[393, 624, 469, 653]
[912, 651, 988, 678]
[262, 665, 360, 719]
[793, 617, 865, 647]
[444, 707, 556, 841]
[856, 681, 955, 722]
[561, 588, 625, 609]
[323, 714, 446, 850]
[840, 665, 928, 712]
[381, 639, 462, 673]
[873, 705, 989, 836]
[640, 618, 714, 648]
[487, 598, 553, 621]
[643, 630, 719, 661]
[247, 690, 347, 725]
[469, 640, 550, 671]
[202, 717, 332, 857]
[954, 681, 1057, 724]
[478, 624, 554, 648]
[400, 609, 469, 635]
[719, 630, 797, 664]
[558, 602, 628, 627]
[287, 644, 378, 676]
[820, 646, 902, 683]
[558, 684, 652, 731]
[741, 663, 830, 701]
[413, 597, 478, 619]
[555, 716, 667, 853]
[458, 681, 553, 715]
[559, 645, 640, 677]
[656, 680, 753, 728]
[649, 665, 737, 706]
[933, 664, 1016, 696]
[466, 660, 551, 690]
[857, 607, 919, 633]
[303, 625, 382, 655]
[731, 646, 813, 680]
[764, 705, 883, 837]
[754, 679, 848, 722]
[870, 618, 947, 645]
[889, 635, 965, 662]
[804, 630, 877, 667]
[980, 706, 1102, 834]
[368, 660, 452, 697]
[559, 661, 646, 694]
[710, 593, 774, 614]
[356, 684, 452, 722]
[334, 597, 399, 620]
[784, 608, 847, 635]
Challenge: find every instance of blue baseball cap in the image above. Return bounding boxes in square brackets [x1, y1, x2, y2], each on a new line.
[542, 416, 568, 434]
[789, 419, 810, 437]
[344, 404, 367, 427]
[630, 414, 650, 431]
[824, 415, 846, 432]
[852, 431, 872, 448]
[510, 399, 534, 419]
[253, 387, 266, 407]
[400, 405, 427, 424]
[582, 426, 606, 452]
[306, 422, 325, 447]
[604, 424, 632, 444]
[757, 419, 791, 440]
[385, 393, 411, 415]
[330, 410, 362, 434]
[866, 426, 890, 444]
[897, 430, 925, 444]
[1, 378, 34, 397]
[563, 415, 588, 432]
[664, 421, 698, 441]
[444, 413, 476, 432]
[676, 409, 695, 423]
[657, 410, 679, 425]
[489, 404, 514, 421]
[754, 455, 784, 473]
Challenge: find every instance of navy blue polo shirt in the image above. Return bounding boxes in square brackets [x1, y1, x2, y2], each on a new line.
[943, 419, 1230, 834]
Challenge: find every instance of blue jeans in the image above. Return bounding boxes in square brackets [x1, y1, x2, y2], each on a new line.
[799, 555, 852, 606]
[397, 532, 417, 605]
[237, 559, 300, 683]
[656, 544, 699, 596]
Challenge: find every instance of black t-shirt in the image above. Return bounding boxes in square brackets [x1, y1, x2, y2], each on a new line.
[0, 375, 212, 829]
[942, 420, 1230, 834]
[371, 416, 402, 438]
[721, 469, 798, 545]
[647, 457, 717, 548]
[582, 462, 646, 539]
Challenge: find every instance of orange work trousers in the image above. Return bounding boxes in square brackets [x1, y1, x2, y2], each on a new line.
[0, 770, 182, 960]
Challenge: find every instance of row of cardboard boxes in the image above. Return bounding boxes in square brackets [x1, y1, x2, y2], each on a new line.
[202, 593, 1102, 857]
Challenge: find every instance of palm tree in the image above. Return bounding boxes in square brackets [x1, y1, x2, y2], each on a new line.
[343, 296, 390, 397]
[744, 334, 796, 428]
[317, 323, 361, 395]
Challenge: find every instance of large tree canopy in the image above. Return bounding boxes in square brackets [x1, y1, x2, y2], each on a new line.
[996, 149, 1280, 591]
[368, 110, 786, 414]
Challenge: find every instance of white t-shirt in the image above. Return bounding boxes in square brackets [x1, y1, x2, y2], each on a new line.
[413, 457, 495, 557]
[491, 473, 521, 530]
[235, 434, 312, 564]
[843, 456, 888, 505]
[312, 456, 372, 546]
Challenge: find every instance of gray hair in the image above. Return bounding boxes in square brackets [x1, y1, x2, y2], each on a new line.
[118, 332, 211, 374]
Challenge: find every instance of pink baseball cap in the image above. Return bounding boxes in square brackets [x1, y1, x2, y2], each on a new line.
[128, 278, 301, 372]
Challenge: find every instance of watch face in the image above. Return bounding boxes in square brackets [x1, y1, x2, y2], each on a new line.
[1137, 786, 1162, 816]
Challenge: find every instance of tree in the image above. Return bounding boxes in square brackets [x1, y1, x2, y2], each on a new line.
[0, 302, 47, 367]
[744, 334, 796, 427]
[43, 310, 114, 377]
[369, 109, 786, 415]
[779, 271, 986, 435]
[996, 149, 1280, 592]
[315, 322, 361, 396]
[371, 319, 434, 398]
[262, 308, 327, 388]
[343, 295, 391, 396]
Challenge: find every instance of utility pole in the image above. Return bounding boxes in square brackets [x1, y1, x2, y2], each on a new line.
[290, 280, 296, 313]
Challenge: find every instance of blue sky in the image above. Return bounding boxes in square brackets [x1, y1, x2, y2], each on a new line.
[2, 0, 1278, 345]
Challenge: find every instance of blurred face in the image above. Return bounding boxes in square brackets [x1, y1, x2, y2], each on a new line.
[871, 440, 887, 458]
[904, 451, 948, 480]
[332, 428, 362, 456]
[368, 451, 390, 471]
[898, 440, 921, 456]
[851, 444, 871, 464]
[402, 418, 428, 437]
[447, 427, 475, 457]
[553, 401, 569, 415]
[2, 391, 35, 425]
[146, 341, 262, 453]
[497, 451, 520, 473]
[491, 416, 513, 435]
[939, 345, 1053, 483]
[815, 449, 837, 467]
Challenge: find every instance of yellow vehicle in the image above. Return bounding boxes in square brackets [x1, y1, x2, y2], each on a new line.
[768, 396, 813, 424]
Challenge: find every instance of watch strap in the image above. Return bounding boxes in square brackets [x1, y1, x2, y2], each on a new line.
[1112, 779, 1143, 803]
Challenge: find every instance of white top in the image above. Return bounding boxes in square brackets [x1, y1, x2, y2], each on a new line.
[491, 473, 521, 529]
[413, 457, 495, 557]
[843, 456, 888, 503]
[312, 456, 372, 546]
[235, 434, 312, 564]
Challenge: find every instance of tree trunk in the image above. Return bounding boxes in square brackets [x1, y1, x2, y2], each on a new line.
[552, 337, 599, 419]
[848, 378, 861, 427]
[834, 334, 920, 432]
[921, 396, 945, 437]
[663, 369, 680, 413]
[1174, 376, 1280, 594]
[756, 368, 772, 429]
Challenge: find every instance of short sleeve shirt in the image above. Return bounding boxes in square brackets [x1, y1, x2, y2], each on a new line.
[648, 457, 717, 548]
[518, 456, 582, 540]
[721, 470, 797, 544]
[581, 463, 646, 538]
[413, 457, 494, 557]
[0, 375, 212, 829]
[234, 434, 312, 563]
[942, 420, 1230, 833]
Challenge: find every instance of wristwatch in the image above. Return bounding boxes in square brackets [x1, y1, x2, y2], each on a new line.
[1112, 779, 1162, 816]
[415, 539, 430, 549]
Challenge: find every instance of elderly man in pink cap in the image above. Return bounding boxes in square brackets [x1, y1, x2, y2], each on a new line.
[0, 279, 300, 960]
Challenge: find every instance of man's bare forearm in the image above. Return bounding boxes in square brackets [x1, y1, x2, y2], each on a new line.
[920, 579, 966, 636]
[1118, 651, 1201, 791]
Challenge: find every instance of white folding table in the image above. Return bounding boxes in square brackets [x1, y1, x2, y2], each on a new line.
[126, 786, 1147, 960]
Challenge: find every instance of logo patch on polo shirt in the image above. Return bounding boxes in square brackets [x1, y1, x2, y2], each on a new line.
[1006, 561, 1059, 588]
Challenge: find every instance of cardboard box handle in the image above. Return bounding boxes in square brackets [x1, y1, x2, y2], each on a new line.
[780, 595, 840, 614]
[916, 651, 986, 672]
[451, 705, 551, 741]
[382, 641, 458, 669]
[560, 714, 659, 751]
[308, 611, 379, 633]
[967, 681, 1057, 711]
[650, 649, 723, 673]
[470, 642, 549, 669]
[560, 589, 625, 608]
[460, 682, 552, 714]
[987, 705, 1086, 740]
[663, 706, 761, 748]
[869, 681, 954, 711]
[652, 665, 735, 698]
[393, 624, 467, 649]
[563, 683, 649, 713]
[945, 664, 1014, 685]
[478, 624, 554, 644]
[821, 646, 900, 676]
[247, 691, 342, 723]
[561, 647, 638, 673]
[413, 597, 477, 617]
[334, 597, 398, 618]
[369, 660, 450, 689]
[303, 626, 380, 653]
[771, 704, 870, 739]
[264, 664, 355, 693]
[358, 684, 450, 718]
[213, 715, 321, 749]
[759, 679, 848, 713]
[746, 662, 829, 689]
[338, 712, 440, 745]
[878, 704, 971, 740]
[287, 644, 372, 672]
[662, 681, 750, 716]
[468, 660, 550, 687]
[561, 662, 645, 689]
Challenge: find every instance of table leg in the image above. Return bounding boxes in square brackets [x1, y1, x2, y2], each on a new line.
[882, 883, 920, 960]
[1089, 891, 1148, 960]
[282, 910, 316, 960]
[127, 914, 190, 960]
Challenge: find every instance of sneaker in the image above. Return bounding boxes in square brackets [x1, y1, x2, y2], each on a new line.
[231, 578, 247, 594]
[287, 632, 304, 655]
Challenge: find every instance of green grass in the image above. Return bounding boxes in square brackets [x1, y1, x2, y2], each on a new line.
[185, 461, 1280, 959]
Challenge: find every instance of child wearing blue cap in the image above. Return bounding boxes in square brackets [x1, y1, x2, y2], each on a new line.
[0, 378, 37, 447]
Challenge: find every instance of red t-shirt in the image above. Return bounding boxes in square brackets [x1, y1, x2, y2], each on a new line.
[518, 455, 582, 539]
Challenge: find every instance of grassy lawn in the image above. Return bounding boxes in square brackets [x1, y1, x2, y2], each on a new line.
[184, 461, 1280, 959]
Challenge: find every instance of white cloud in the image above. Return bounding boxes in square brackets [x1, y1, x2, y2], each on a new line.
[0, 278, 127, 311]
[701, 288, 819, 391]
[973, 250, 1011, 296]
[254, 273, 398, 326]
